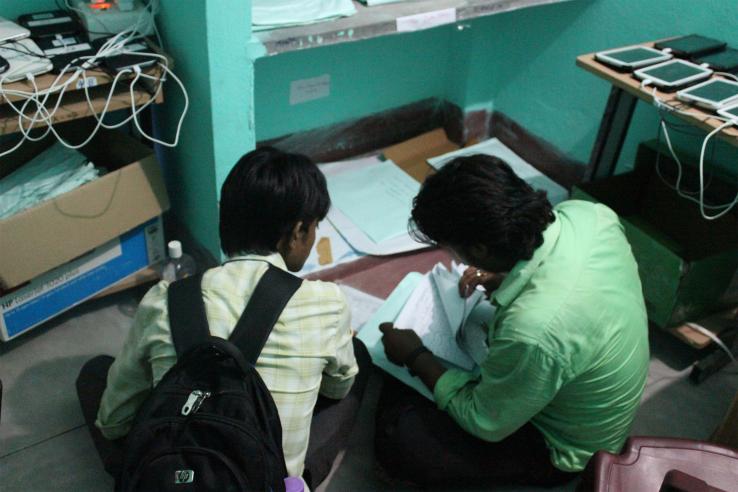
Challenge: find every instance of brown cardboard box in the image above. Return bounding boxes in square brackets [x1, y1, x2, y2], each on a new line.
[0, 127, 169, 289]
[383, 128, 459, 183]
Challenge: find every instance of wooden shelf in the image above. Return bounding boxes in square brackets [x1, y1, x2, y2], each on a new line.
[0, 65, 165, 137]
[255, 0, 573, 56]
[576, 42, 738, 148]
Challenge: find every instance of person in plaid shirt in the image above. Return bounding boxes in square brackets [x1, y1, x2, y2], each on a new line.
[76, 147, 370, 490]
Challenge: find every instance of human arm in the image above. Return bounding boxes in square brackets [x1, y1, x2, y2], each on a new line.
[379, 322, 447, 391]
[320, 289, 359, 399]
[96, 283, 171, 439]
[434, 338, 565, 442]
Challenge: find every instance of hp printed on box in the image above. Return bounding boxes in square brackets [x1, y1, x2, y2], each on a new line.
[0, 217, 165, 341]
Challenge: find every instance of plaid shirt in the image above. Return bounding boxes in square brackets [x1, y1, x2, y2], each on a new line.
[96, 253, 358, 479]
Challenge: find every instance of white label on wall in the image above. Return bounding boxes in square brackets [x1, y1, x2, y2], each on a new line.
[396, 8, 456, 32]
[290, 74, 330, 105]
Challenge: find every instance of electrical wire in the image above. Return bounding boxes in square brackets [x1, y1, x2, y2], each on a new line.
[0, 1, 186, 155]
[642, 79, 738, 220]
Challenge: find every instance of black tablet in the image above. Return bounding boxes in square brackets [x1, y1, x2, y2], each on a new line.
[696, 48, 738, 74]
[35, 34, 95, 73]
[654, 34, 726, 58]
[17, 11, 81, 39]
[90, 37, 158, 72]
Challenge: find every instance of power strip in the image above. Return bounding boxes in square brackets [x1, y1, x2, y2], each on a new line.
[74, 0, 154, 40]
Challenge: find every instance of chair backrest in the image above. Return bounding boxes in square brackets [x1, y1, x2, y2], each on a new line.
[578, 436, 738, 492]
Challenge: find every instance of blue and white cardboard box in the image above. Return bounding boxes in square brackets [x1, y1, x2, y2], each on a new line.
[0, 217, 165, 341]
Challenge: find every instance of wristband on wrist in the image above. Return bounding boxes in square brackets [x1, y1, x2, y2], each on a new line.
[404, 345, 431, 376]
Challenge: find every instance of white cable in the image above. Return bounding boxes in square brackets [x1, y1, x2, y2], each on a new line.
[698, 120, 738, 220]
[716, 71, 738, 82]
[130, 62, 188, 147]
[659, 119, 738, 216]
[642, 76, 738, 220]
[686, 322, 737, 363]
[0, 1, 184, 154]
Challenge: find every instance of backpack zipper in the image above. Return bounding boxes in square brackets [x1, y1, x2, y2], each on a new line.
[181, 390, 211, 416]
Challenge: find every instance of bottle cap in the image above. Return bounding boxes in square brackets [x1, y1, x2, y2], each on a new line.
[168, 240, 183, 259]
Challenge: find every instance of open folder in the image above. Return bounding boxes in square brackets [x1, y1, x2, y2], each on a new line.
[358, 263, 496, 399]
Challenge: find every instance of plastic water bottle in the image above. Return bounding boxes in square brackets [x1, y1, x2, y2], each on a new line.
[161, 240, 197, 282]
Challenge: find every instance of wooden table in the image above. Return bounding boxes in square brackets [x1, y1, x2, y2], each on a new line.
[576, 40, 738, 181]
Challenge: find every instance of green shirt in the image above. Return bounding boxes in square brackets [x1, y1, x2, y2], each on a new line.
[434, 200, 649, 472]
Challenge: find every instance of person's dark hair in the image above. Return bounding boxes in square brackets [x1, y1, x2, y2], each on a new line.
[410, 154, 555, 265]
[219, 147, 330, 256]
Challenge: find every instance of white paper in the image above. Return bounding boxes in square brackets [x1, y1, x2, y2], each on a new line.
[339, 284, 384, 332]
[327, 160, 419, 243]
[320, 156, 428, 256]
[394, 262, 492, 371]
[357, 272, 435, 400]
[290, 74, 331, 105]
[299, 219, 362, 275]
[396, 8, 456, 32]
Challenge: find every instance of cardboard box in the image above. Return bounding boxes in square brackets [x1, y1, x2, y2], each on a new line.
[0, 126, 170, 289]
[572, 141, 738, 328]
[0, 217, 165, 341]
[383, 128, 460, 183]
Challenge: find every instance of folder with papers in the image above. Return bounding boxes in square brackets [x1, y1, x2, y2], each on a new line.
[358, 263, 496, 399]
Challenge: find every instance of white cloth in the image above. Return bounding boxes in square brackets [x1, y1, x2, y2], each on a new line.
[0, 143, 99, 219]
[252, 0, 356, 31]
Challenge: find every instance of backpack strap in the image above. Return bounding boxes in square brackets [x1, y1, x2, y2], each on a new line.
[167, 272, 209, 357]
[230, 264, 303, 365]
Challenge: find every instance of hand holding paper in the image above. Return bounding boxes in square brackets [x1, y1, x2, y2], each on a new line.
[378, 322, 424, 367]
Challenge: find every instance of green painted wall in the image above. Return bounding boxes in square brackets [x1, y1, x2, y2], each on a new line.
[156, 1, 219, 256]
[1, 0, 55, 19]
[254, 27, 455, 141]
[157, 0, 252, 258]
[252, 0, 737, 177]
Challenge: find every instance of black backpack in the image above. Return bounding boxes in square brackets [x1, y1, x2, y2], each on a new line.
[117, 264, 303, 492]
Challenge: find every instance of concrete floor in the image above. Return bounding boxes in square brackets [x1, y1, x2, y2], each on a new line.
[2, 280, 737, 491]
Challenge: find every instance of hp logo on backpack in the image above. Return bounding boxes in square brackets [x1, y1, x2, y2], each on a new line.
[174, 470, 195, 484]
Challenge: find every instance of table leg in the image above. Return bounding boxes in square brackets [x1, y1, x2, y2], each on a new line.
[586, 87, 638, 181]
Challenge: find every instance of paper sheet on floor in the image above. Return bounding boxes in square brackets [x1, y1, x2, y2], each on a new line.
[338, 284, 384, 333]
[327, 160, 419, 244]
[321, 156, 427, 256]
[299, 219, 363, 276]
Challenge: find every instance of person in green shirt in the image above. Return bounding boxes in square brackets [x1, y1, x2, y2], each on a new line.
[377, 154, 649, 488]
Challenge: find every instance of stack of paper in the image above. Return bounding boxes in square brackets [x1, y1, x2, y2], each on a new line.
[394, 262, 492, 370]
[252, 0, 356, 31]
[427, 138, 569, 205]
[358, 264, 496, 400]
